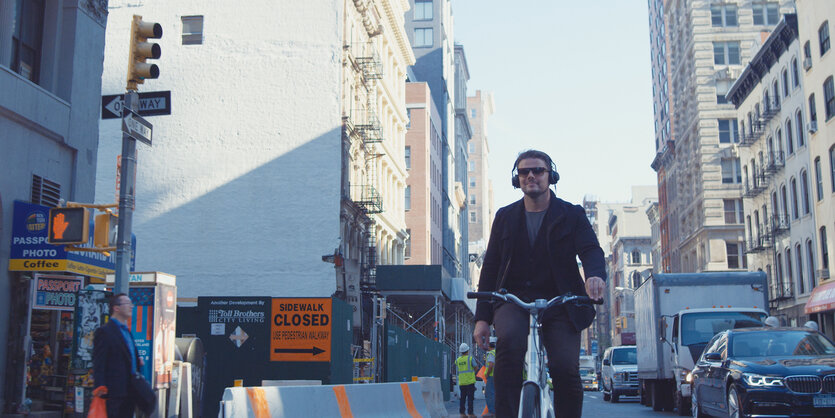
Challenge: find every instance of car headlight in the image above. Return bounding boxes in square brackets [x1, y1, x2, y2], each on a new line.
[680, 368, 691, 383]
[742, 373, 783, 387]
[613, 372, 623, 382]
[685, 372, 693, 383]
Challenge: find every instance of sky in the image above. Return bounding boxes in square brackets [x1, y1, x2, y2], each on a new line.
[452, 0, 659, 208]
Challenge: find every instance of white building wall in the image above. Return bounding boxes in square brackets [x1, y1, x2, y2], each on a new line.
[96, 1, 344, 298]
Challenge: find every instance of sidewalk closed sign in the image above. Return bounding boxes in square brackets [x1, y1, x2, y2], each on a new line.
[270, 298, 332, 362]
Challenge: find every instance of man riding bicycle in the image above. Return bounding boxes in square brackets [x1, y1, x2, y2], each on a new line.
[472, 150, 606, 418]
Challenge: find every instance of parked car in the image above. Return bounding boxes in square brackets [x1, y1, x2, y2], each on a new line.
[690, 327, 835, 418]
[601, 345, 638, 402]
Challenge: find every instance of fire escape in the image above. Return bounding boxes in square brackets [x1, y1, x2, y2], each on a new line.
[345, 41, 385, 291]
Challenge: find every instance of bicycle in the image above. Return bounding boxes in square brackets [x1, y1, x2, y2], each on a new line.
[467, 290, 602, 418]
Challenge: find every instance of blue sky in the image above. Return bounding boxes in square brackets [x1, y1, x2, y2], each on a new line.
[453, 0, 658, 207]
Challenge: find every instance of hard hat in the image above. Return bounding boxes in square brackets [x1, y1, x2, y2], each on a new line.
[804, 320, 819, 331]
[459, 343, 469, 353]
[764, 316, 780, 327]
[489, 336, 497, 344]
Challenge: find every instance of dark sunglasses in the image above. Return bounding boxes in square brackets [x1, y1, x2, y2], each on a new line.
[517, 167, 549, 176]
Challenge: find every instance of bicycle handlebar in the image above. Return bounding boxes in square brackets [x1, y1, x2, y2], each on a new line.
[466, 290, 603, 311]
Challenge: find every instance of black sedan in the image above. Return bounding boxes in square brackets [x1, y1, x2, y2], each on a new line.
[690, 327, 835, 418]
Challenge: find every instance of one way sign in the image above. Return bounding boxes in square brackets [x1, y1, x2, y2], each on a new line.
[102, 91, 171, 119]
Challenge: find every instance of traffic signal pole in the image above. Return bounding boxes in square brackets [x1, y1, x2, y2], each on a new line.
[114, 90, 139, 296]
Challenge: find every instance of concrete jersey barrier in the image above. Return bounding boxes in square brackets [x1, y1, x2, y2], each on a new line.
[220, 381, 439, 417]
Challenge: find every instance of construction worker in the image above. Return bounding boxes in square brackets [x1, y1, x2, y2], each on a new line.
[456, 343, 478, 417]
[484, 337, 497, 416]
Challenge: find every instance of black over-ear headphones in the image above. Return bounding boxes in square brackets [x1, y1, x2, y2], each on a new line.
[511, 151, 560, 188]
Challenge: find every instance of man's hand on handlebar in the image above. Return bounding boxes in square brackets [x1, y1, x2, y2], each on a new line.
[585, 276, 605, 301]
[473, 320, 490, 351]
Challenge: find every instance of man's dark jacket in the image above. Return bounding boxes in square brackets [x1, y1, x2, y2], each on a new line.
[93, 318, 141, 397]
[474, 191, 607, 332]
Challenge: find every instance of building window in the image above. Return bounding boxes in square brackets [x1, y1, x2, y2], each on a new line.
[724, 199, 743, 224]
[815, 157, 824, 201]
[786, 248, 794, 288]
[801, 170, 811, 215]
[713, 42, 740, 65]
[469, 177, 476, 187]
[830, 145, 835, 192]
[807, 240, 816, 288]
[780, 185, 789, 221]
[11, 0, 45, 83]
[786, 119, 794, 155]
[405, 146, 411, 170]
[631, 250, 641, 264]
[809, 94, 818, 123]
[468, 141, 475, 153]
[792, 58, 800, 87]
[752, 2, 780, 26]
[711, 4, 738, 27]
[405, 186, 411, 210]
[470, 109, 476, 118]
[824, 77, 835, 120]
[776, 253, 784, 288]
[820, 21, 831, 56]
[469, 194, 476, 205]
[797, 244, 805, 293]
[773, 80, 781, 107]
[790, 177, 799, 219]
[782, 69, 790, 97]
[718, 119, 739, 143]
[721, 158, 742, 184]
[726, 242, 745, 269]
[406, 109, 411, 128]
[414, 28, 433, 48]
[796, 110, 805, 147]
[822, 227, 830, 270]
[413, 0, 433, 21]
[181, 16, 204, 45]
[469, 211, 477, 223]
[405, 229, 411, 258]
[468, 160, 475, 172]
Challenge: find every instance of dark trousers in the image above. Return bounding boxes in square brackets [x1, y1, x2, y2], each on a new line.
[493, 303, 582, 418]
[106, 396, 135, 418]
[459, 383, 475, 414]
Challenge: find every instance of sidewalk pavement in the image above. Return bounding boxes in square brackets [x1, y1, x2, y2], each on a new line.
[444, 390, 490, 417]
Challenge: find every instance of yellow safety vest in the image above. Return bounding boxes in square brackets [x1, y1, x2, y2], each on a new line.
[485, 349, 496, 377]
[456, 355, 476, 386]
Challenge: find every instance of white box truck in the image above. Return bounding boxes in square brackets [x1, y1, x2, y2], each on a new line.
[634, 272, 768, 415]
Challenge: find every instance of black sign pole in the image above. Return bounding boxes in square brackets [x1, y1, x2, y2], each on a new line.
[114, 91, 139, 295]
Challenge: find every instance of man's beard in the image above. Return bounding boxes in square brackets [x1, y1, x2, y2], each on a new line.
[523, 185, 549, 199]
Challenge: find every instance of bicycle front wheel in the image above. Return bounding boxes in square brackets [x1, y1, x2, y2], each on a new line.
[519, 382, 541, 418]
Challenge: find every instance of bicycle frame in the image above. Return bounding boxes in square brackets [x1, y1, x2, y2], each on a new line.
[523, 298, 555, 418]
[467, 291, 597, 418]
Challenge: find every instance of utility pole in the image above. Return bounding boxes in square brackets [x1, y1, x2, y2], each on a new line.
[114, 15, 162, 294]
[114, 91, 139, 295]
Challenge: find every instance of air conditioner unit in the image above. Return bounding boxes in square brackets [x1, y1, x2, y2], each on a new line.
[803, 57, 812, 70]
[817, 269, 831, 281]
[807, 121, 818, 134]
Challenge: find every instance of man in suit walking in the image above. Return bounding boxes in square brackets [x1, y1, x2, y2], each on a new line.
[93, 293, 144, 417]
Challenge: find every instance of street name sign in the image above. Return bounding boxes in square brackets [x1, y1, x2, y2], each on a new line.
[122, 109, 153, 146]
[270, 298, 332, 362]
[102, 91, 171, 119]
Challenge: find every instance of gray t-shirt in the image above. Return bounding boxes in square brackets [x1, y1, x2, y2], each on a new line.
[525, 210, 546, 247]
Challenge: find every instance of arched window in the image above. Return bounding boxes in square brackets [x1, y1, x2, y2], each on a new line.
[790, 177, 799, 219]
[796, 110, 805, 147]
[782, 68, 790, 97]
[780, 184, 789, 222]
[792, 57, 800, 87]
[796, 243, 805, 294]
[786, 118, 794, 155]
[800, 170, 811, 215]
[806, 239, 816, 288]
[631, 250, 641, 265]
[773, 80, 781, 107]
[632, 271, 643, 288]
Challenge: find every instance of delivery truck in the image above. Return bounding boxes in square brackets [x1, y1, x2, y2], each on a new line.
[634, 272, 768, 415]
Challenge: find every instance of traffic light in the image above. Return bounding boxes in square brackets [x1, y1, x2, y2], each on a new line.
[48, 207, 90, 245]
[127, 15, 162, 90]
[94, 213, 118, 248]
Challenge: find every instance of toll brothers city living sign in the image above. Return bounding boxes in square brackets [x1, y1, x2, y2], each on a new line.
[9, 200, 135, 279]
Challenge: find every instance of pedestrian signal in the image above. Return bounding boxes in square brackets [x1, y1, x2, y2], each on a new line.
[48, 207, 90, 245]
[94, 213, 118, 248]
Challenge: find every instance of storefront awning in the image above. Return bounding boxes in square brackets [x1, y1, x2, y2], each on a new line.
[805, 280, 835, 314]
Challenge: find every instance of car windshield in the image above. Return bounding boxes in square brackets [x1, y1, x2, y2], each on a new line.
[731, 331, 835, 357]
[580, 368, 595, 376]
[611, 347, 637, 365]
[680, 311, 766, 346]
